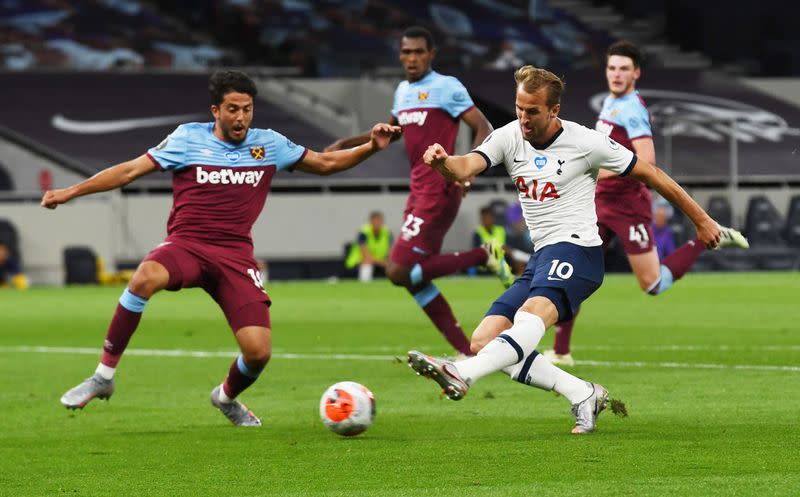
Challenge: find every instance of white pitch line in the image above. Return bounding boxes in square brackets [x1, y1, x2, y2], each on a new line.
[1, 345, 799, 373]
[570, 345, 800, 352]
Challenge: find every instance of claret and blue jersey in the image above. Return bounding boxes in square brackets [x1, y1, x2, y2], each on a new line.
[595, 90, 652, 196]
[146, 122, 306, 247]
[392, 70, 475, 193]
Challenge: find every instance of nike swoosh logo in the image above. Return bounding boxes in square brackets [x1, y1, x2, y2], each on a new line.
[513, 157, 528, 165]
[51, 113, 206, 134]
[546, 276, 564, 281]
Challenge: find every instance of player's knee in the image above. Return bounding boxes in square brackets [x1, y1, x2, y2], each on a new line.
[638, 272, 660, 293]
[385, 263, 409, 287]
[129, 262, 168, 298]
[470, 337, 489, 355]
[243, 346, 271, 368]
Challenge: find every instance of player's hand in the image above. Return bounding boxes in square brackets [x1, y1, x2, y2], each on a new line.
[423, 143, 448, 168]
[457, 175, 475, 197]
[369, 123, 401, 151]
[695, 217, 721, 249]
[40, 189, 72, 210]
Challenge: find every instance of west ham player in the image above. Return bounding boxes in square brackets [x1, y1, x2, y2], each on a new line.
[545, 41, 748, 366]
[407, 66, 725, 434]
[42, 70, 400, 426]
[326, 27, 510, 357]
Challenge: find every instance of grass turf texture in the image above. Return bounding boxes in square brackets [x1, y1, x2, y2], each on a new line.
[0, 273, 798, 496]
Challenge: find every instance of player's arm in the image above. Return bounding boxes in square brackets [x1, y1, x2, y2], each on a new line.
[41, 154, 158, 209]
[295, 123, 401, 176]
[627, 159, 721, 248]
[461, 107, 493, 148]
[631, 136, 656, 165]
[324, 116, 401, 152]
[599, 137, 655, 180]
[423, 144, 487, 183]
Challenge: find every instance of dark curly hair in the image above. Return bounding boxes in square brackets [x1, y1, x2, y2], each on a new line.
[607, 40, 643, 68]
[209, 70, 257, 106]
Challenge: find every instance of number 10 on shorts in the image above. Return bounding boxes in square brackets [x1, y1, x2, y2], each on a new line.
[548, 259, 574, 280]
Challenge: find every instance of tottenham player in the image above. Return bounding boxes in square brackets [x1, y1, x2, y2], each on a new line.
[42, 70, 400, 426]
[326, 27, 510, 357]
[546, 41, 748, 366]
[407, 66, 725, 434]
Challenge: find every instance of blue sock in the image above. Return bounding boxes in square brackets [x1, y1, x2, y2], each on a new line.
[647, 265, 674, 295]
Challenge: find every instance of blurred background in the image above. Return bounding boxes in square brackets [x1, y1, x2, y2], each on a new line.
[1, 0, 799, 286]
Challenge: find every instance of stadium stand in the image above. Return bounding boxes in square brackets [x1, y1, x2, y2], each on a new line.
[0, 219, 19, 259]
[784, 195, 800, 249]
[63, 246, 98, 285]
[745, 195, 786, 247]
[0, 163, 13, 191]
[1, 1, 798, 281]
[0, 0, 235, 71]
[706, 195, 732, 230]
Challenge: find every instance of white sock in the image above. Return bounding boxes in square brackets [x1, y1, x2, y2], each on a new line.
[95, 363, 115, 380]
[504, 352, 592, 404]
[455, 311, 545, 385]
[217, 384, 233, 403]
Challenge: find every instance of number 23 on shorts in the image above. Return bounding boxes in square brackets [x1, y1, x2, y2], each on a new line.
[401, 214, 425, 238]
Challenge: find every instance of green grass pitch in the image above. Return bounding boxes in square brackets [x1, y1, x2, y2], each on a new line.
[0, 273, 798, 496]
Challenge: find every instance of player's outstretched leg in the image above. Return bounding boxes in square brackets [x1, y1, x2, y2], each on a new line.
[60, 374, 115, 409]
[60, 262, 166, 410]
[570, 383, 609, 434]
[210, 385, 262, 427]
[652, 224, 748, 295]
[504, 350, 615, 433]
[408, 283, 473, 356]
[484, 240, 515, 289]
[407, 350, 469, 400]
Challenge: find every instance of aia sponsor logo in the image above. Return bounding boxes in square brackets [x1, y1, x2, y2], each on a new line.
[195, 167, 265, 187]
[514, 176, 560, 202]
[398, 110, 428, 126]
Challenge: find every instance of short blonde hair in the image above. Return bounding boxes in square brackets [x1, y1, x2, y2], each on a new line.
[514, 65, 565, 107]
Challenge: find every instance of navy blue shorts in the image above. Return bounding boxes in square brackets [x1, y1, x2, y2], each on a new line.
[486, 242, 604, 322]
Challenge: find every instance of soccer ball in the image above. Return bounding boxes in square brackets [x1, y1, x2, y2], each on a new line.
[319, 381, 376, 437]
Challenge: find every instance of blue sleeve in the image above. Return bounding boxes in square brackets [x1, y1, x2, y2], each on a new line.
[271, 130, 307, 171]
[357, 232, 367, 245]
[622, 101, 652, 140]
[391, 84, 401, 117]
[147, 125, 189, 171]
[441, 77, 475, 118]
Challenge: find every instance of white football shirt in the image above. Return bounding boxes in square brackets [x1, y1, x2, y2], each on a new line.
[473, 118, 636, 251]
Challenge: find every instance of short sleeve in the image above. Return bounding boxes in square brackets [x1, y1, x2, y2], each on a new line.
[391, 84, 402, 117]
[271, 130, 307, 171]
[440, 77, 475, 118]
[585, 129, 637, 176]
[623, 101, 652, 140]
[147, 125, 189, 171]
[472, 127, 510, 169]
